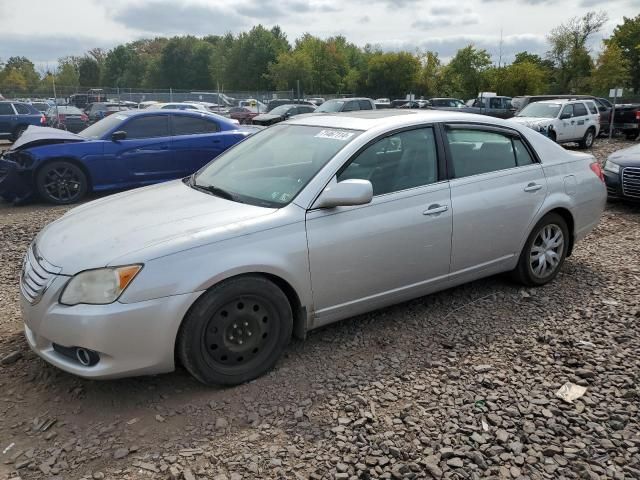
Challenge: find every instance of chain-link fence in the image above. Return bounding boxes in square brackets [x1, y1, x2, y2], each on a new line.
[0, 85, 355, 106]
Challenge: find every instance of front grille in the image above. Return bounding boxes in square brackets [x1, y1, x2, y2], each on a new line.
[19, 244, 61, 305]
[622, 167, 640, 199]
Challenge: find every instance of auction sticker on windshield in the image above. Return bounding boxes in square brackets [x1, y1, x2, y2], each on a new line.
[315, 129, 355, 141]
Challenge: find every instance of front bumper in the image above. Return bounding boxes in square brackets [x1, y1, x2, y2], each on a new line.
[604, 169, 640, 202]
[0, 156, 34, 202]
[22, 274, 203, 379]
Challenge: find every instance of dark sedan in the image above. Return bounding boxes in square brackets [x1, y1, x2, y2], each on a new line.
[46, 106, 90, 133]
[603, 144, 640, 202]
[251, 104, 316, 126]
[0, 110, 259, 205]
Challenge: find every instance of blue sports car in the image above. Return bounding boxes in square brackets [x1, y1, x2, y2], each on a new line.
[0, 109, 259, 205]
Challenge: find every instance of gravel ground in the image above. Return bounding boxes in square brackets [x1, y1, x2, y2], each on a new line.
[0, 138, 638, 480]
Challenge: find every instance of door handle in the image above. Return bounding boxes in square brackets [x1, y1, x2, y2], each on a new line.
[423, 204, 448, 215]
[211, 139, 221, 144]
[159, 145, 169, 150]
[524, 183, 543, 192]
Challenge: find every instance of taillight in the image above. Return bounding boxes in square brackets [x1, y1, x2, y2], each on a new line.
[635, 111, 640, 121]
[590, 162, 605, 182]
[58, 114, 66, 122]
[81, 114, 89, 122]
[40, 114, 46, 125]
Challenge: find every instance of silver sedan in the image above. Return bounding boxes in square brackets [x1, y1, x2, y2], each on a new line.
[20, 110, 606, 385]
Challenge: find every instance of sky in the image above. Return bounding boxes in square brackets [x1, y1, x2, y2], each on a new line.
[0, 0, 638, 70]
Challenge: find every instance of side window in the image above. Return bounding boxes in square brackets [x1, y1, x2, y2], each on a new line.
[561, 105, 574, 118]
[446, 128, 521, 178]
[513, 139, 534, 166]
[0, 104, 15, 115]
[573, 103, 588, 117]
[586, 102, 598, 115]
[342, 101, 359, 112]
[172, 115, 219, 135]
[359, 100, 373, 110]
[489, 97, 502, 109]
[504, 98, 513, 109]
[121, 115, 170, 139]
[14, 104, 31, 114]
[338, 127, 438, 196]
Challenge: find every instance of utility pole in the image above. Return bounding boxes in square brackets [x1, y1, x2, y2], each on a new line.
[609, 87, 620, 140]
[498, 28, 504, 69]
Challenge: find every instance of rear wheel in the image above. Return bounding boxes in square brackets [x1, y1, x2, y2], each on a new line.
[177, 276, 293, 386]
[35, 161, 88, 205]
[512, 213, 569, 287]
[579, 128, 595, 149]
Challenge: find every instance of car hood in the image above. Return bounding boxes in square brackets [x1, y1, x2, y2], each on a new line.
[36, 180, 277, 274]
[608, 143, 640, 167]
[11, 126, 86, 151]
[511, 117, 554, 127]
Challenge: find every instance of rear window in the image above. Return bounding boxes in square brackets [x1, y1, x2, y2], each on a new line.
[121, 115, 170, 139]
[586, 102, 598, 114]
[14, 104, 32, 115]
[358, 100, 373, 110]
[0, 103, 14, 115]
[172, 115, 219, 135]
[573, 103, 588, 117]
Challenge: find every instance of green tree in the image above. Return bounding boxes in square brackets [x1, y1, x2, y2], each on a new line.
[0, 69, 27, 93]
[591, 42, 630, 94]
[103, 45, 136, 87]
[2, 56, 40, 90]
[224, 26, 290, 91]
[500, 61, 548, 96]
[267, 50, 312, 91]
[416, 51, 443, 97]
[546, 11, 607, 93]
[78, 57, 101, 87]
[365, 51, 420, 98]
[609, 15, 640, 92]
[442, 45, 492, 99]
[56, 58, 80, 87]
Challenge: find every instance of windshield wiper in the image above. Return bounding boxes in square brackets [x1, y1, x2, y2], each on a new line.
[192, 182, 236, 201]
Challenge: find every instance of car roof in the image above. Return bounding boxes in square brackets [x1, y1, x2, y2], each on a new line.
[288, 109, 519, 131]
[536, 99, 590, 105]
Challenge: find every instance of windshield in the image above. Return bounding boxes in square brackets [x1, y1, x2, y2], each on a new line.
[518, 103, 562, 118]
[269, 105, 293, 115]
[316, 100, 345, 113]
[79, 113, 127, 139]
[193, 124, 362, 207]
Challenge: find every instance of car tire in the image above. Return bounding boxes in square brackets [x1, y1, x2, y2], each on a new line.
[512, 213, 569, 287]
[177, 275, 293, 386]
[35, 160, 88, 205]
[625, 131, 638, 141]
[579, 128, 596, 149]
[12, 125, 27, 141]
[548, 130, 557, 143]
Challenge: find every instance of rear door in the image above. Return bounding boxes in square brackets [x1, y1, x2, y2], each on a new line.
[0, 103, 16, 135]
[108, 114, 175, 184]
[444, 124, 547, 282]
[170, 114, 224, 175]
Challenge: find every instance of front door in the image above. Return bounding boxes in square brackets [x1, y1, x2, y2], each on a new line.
[0, 103, 16, 135]
[558, 104, 576, 141]
[108, 114, 175, 185]
[306, 126, 452, 326]
[444, 125, 548, 281]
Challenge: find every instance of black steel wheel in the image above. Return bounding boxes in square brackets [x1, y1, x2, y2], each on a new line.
[178, 276, 293, 386]
[36, 161, 88, 205]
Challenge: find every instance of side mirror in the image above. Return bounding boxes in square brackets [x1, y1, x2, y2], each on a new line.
[111, 130, 127, 141]
[560, 113, 572, 120]
[314, 179, 373, 209]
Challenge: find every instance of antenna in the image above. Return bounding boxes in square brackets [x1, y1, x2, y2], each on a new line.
[498, 28, 504, 68]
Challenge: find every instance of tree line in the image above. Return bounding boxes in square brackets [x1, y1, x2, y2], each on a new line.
[0, 11, 637, 100]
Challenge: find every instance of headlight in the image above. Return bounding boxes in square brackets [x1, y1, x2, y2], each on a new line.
[604, 160, 620, 175]
[60, 265, 142, 306]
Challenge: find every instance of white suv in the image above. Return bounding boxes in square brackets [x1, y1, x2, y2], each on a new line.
[510, 99, 600, 148]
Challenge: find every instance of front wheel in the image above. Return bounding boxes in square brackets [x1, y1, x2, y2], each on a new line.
[512, 213, 569, 287]
[177, 276, 293, 386]
[548, 130, 557, 143]
[35, 161, 88, 205]
[579, 128, 595, 149]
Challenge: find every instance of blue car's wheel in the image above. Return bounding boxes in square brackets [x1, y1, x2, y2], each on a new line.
[36, 161, 88, 205]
